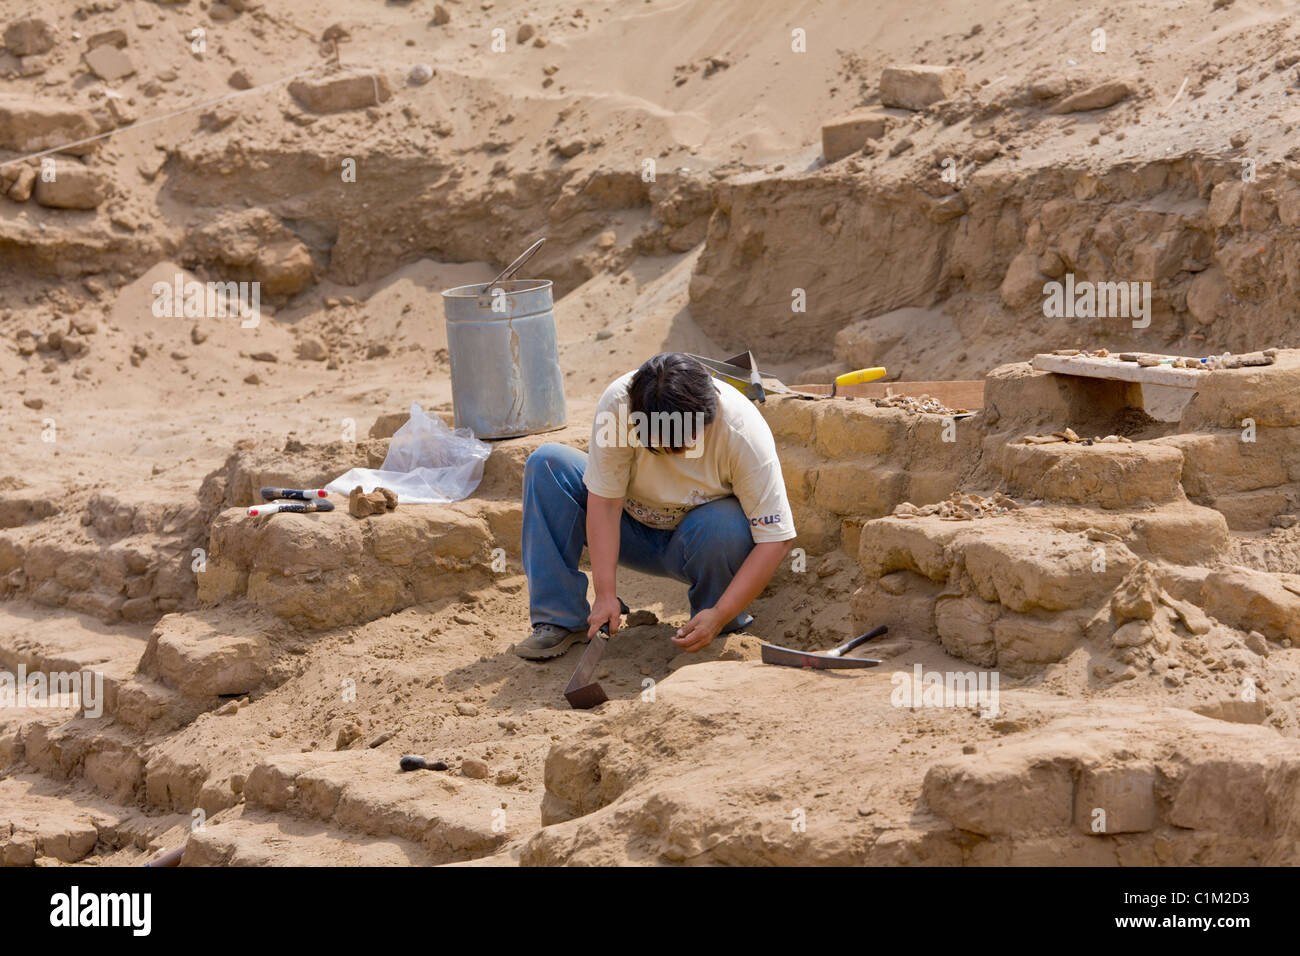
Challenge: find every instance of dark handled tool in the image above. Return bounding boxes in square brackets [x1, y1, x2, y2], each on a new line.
[248, 500, 335, 516]
[261, 487, 329, 501]
[760, 626, 888, 669]
[399, 755, 448, 772]
[564, 623, 611, 709]
[562, 598, 630, 709]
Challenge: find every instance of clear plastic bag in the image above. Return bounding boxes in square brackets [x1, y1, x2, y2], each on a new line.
[326, 402, 491, 504]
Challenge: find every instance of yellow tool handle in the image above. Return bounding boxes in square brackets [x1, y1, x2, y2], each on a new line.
[835, 367, 887, 387]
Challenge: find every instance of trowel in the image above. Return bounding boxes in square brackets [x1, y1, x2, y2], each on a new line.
[687, 351, 886, 402]
[563, 597, 630, 709]
[760, 626, 888, 669]
[563, 623, 612, 709]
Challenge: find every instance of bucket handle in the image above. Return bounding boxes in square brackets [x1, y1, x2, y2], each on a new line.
[483, 237, 547, 293]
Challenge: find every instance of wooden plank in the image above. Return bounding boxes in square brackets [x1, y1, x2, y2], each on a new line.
[1031, 353, 1211, 389]
[794, 380, 984, 409]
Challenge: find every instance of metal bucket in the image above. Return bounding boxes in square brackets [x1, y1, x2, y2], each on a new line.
[441, 278, 567, 439]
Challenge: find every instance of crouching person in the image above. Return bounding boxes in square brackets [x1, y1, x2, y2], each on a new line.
[515, 351, 796, 660]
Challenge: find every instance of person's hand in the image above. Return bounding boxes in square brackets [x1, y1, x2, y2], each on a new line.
[588, 593, 623, 638]
[673, 607, 727, 653]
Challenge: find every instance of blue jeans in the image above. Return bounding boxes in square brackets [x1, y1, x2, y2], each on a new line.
[521, 443, 755, 633]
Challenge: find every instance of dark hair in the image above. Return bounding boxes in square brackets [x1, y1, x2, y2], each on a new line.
[627, 352, 718, 453]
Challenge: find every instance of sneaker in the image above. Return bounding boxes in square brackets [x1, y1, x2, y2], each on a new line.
[514, 623, 589, 661]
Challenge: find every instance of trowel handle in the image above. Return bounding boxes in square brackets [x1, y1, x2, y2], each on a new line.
[828, 626, 889, 658]
[835, 368, 887, 387]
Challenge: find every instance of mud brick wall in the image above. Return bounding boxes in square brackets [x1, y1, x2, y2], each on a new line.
[760, 394, 983, 556]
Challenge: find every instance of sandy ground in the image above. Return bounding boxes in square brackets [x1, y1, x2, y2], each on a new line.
[3, 0, 1300, 867]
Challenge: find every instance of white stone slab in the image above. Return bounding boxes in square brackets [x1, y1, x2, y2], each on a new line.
[1031, 353, 1210, 389]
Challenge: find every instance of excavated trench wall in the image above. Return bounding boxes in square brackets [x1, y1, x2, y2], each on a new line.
[689, 158, 1300, 368]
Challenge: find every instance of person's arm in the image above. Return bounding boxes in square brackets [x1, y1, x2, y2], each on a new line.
[675, 406, 797, 652]
[586, 492, 625, 637]
[673, 539, 792, 651]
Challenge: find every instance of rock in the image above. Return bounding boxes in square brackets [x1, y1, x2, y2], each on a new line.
[596, 230, 616, 249]
[83, 45, 136, 82]
[16, 331, 36, 355]
[336, 722, 362, 749]
[105, 95, 135, 126]
[462, 757, 490, 779]
[1028, 76, 1067, 100]
[249, 351, 278, 363]
[1186, 267, 1228, 325]
[321, 23, 350, 42]
[496, 768, 520, 785]
[288, 72, 392, 113]
[626, 609, 659, 627]
[879, 65, 965, 110]
[1208, 182, 1242, 229]
[821, 109, 891, 162]
[23, 397, 44, 410]
[87, 29, 128, 50]
[556, 139, 586, 158]
[1112, 561, 1159, 622]
[517, 24, 535, 44]
[228, 69, 253, 90]
[348, 485, 398, 518]
[3, 17, 57, 56]
[999, 249, 1046, 309]
[18, 54, 49, 76]
[1110, 620, 1152, 648]
[8, 166, 36, 202]
[61, 334, 87, 358]
[296, 336, 328, 361]
[888, 137, 914, 157]
[254, 241, 314, 296]
[1245, 631, 1270, 656]
[595, 329, 613, 341]
[456, 702, 479, 716]
[1160, 593, 1213, 635]
[408, 63, 433, 86]
[1050, 79, 1135, 113]
[432, 4, 451, 26]
[0, 96, 100, 156]
[1201, 567, 1300, 644]
[147, 616, 271, 698]
[33, 162, 108, 210]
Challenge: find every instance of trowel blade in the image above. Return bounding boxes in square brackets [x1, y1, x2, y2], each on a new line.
[760, 643, 882, 669]
[563, 634, 609, 709]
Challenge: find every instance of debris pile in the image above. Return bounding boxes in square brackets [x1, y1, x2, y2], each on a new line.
[1020, 427, 1134, 445]
[1052, 347, 1280, 371]
[868, 387, 969, 416]
[891, 491, 1021, 520]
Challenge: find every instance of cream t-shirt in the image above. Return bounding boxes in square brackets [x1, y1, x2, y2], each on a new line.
[582, 371, 797, 544]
